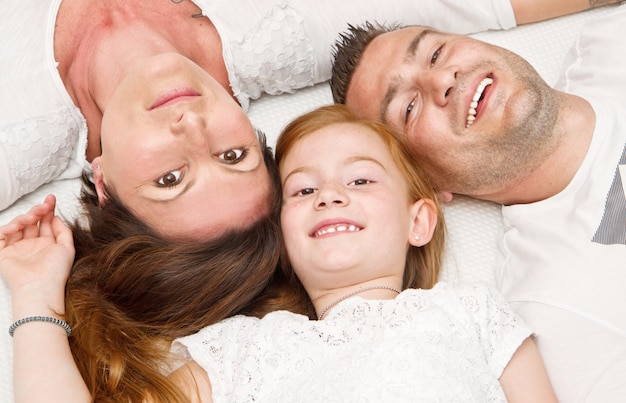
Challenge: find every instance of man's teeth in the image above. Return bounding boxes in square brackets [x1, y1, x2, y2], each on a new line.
[466, 77, 493, 128]
[314, 224, 361, 237]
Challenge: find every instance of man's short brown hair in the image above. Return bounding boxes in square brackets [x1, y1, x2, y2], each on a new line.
[330, 22, 400, 104]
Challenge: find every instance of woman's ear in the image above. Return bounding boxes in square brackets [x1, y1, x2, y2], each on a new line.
[91, 157, 109, 206]
[408, 198, 438, 247]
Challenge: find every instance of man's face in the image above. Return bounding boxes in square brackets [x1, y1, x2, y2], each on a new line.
[345, 27, 558, 200]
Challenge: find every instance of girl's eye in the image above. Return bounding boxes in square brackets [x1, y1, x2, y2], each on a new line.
[296, 188, 316, 196]
[430, 45, 443, 66]
[219, 148, 247, 164]
[349, 178, 371, 186]
[157, 169, 183, 187]
[405, 99, 416, 122]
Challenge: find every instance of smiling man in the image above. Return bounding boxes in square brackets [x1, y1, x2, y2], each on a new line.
[339, 26, 561, 205]
[330, 4, 626, 402]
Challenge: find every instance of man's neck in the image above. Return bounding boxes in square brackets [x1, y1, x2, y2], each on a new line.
[475, 92, 596, 206]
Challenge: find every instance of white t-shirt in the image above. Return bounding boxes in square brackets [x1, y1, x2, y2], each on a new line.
[0, 0, 89, 211]
[198, 0, 516, 109]
[175, 284, 531, 402]
[499, 5, 626, 401]
[0, 0, 515, 211]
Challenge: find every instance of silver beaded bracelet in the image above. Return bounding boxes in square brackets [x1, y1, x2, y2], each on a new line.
[8, 316, 72, 337]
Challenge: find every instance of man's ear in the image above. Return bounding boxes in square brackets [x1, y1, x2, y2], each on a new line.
[438, 190, 453, 203]
[91, 157, 109, 206]
[408, 198, 438, 247]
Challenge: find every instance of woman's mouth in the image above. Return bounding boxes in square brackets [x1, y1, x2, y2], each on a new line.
[150, 88, 200, 110]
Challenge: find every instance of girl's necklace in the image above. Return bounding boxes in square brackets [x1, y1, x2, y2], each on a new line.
[317, 285, 401, 320]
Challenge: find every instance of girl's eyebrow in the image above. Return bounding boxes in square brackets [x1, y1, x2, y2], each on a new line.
[345, 155, 386, 171]
[282, 155, 386, 184]
[282, 166, 309, 185]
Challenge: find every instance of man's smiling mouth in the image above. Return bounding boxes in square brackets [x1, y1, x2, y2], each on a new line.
[466, 77, 493, 128]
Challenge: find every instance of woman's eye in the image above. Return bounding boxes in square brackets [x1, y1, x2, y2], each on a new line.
[157, 169, 183, 187]
[349, 178, 371, 186]
[219, 148, 247, 164]
[430, 45, 443, 66]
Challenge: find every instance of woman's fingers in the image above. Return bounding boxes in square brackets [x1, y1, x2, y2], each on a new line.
[22, 220, 40, 239]
[0, 195, 58, 244]
[38, 208, 56, 239]
[40, 195, 63, 241]
[52, 216, 75, 256]
[42, 194, 57, 207]
[0, 220, 26, 245]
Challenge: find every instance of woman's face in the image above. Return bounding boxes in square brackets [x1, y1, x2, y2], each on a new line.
[97, 53, 271, 240]
[279, 123, 413, 292]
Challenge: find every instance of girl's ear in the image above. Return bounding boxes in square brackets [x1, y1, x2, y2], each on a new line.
[91, 157, 110, 206]
[408, 198, 438, 247]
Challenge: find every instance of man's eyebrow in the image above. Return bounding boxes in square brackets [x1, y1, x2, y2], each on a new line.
[378, 28, 438, 123]
[379, 82, 398, 124]
[407, 28, 437, 59]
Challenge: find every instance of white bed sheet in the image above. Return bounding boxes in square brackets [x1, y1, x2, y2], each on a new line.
[0, 7, 614, 400]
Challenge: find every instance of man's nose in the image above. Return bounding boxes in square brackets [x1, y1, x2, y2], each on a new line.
[417, 66, 458, 107]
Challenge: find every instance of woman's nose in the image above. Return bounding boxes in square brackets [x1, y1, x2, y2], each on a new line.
[170, 110, 208, 147]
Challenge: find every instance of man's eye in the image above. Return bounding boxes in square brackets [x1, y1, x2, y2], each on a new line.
[219, 148, 247, 164]
[296, 188, 316, 196]
[157, 170, 183, 187]
[430, 45, 443, 66]
[349, 179, 371, 186]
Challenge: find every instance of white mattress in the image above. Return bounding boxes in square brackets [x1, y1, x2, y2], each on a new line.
[0, 7, 614, 400]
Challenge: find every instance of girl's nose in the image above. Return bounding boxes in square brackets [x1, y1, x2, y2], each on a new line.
[314, 183, 349, 210]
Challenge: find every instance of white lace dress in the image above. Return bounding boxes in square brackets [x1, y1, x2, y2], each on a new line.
[0, 0, 514, 211]
[174, 283, 531, 402]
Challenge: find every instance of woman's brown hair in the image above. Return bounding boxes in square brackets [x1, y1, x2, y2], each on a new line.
[65, 133, 309, 401]
[275, 104, 445, 291]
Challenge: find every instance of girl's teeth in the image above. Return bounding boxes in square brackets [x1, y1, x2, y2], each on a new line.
[315, 224, 360, 237]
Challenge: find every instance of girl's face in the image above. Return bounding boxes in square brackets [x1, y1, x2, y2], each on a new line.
[95, 53, 271, 240]
[280, 122, 415, 293]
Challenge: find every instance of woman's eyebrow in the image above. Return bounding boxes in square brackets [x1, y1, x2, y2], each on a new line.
[148, 179, 195, 203]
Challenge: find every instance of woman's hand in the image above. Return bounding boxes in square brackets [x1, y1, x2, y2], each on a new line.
[2, 196, 91, 403]
[0, 194, 75, 318]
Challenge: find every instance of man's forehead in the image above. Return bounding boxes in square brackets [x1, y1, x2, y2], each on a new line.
[378, 26, 440, 53]
[346, 26, 437, 113]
